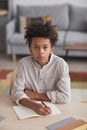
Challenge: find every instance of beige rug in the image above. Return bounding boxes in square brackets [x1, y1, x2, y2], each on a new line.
[71, 82, 87, 89]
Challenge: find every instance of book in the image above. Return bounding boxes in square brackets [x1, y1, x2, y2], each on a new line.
[46, 117, 76, 130]
[0, 115, 6, 123]
[72, 124, 87, 130]
[13, 101, 61, 120]
[56, 119, 86, 130]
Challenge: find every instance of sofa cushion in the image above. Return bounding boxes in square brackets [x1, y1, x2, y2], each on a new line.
[65, 31, 87, 45]
[9, 33, 26, 44]
[17, 3, 69, 30]
[56, 30, 66, 46]
[69, 5, 87, 31]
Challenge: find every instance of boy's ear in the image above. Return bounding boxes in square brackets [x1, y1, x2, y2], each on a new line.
[29, 47, 32, 53]
[51, 46, 54, 52]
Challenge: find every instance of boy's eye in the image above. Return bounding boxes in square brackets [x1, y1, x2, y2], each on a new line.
[44, 46, 48, 49]
[34, 46, 39, 49]
[33, 46, 49, 50]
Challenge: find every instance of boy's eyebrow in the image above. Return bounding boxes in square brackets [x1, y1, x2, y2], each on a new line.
[33, 43, 49, 46]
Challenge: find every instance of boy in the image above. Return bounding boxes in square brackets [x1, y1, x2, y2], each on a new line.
[11, 21, 71, 116]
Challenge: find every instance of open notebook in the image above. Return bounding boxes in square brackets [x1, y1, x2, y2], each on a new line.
[13, 101, 61, 120]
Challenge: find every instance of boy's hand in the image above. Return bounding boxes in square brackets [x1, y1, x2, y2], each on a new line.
[33, 102, 52, 116]
[19, 98, 52, 116]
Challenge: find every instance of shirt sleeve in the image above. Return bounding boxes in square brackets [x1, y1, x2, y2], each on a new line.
[47, 59, 71, 104]
[11, 62, 30, 105]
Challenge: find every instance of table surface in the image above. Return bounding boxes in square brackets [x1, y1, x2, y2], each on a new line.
[0, 94, 87, 130]
[64, 44, 87, 51]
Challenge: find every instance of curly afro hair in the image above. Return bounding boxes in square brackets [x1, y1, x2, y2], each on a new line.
[24, 21, 58, 47]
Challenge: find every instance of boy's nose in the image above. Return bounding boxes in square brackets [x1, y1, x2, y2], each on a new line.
[39, 48, 44, 53]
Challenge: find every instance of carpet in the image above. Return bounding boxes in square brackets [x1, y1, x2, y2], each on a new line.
[0, 69, 12, 79]
[70, 71, 87, 89]
[0, 80, 10, 95]
[0, 69, 87, 95]
[0, 69, 12, 95]
[69, 71, 87, 82]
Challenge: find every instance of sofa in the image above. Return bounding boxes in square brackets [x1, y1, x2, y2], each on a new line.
[6, 3, 87, 61]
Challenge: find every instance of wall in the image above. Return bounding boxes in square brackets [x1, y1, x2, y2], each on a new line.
[13, 0, 87, 6]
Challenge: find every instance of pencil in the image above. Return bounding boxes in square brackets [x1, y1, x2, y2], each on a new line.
[41, 101, 48, 108]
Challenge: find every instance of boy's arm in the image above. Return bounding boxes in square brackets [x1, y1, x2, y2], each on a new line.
[24, 88, 51, 101]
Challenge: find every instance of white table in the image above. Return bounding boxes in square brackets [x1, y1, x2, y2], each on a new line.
[0, 94, 87, 130]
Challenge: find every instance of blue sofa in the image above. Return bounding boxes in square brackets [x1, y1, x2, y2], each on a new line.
[6, 3, 87, 60]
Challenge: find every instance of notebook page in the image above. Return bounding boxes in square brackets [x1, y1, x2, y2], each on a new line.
[13, 101, 61, 120]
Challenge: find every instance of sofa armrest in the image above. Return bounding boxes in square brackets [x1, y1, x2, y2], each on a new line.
[6, 19, 16, 41]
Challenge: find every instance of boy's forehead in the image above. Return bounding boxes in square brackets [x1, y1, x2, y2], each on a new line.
[31, 37, 51, 45]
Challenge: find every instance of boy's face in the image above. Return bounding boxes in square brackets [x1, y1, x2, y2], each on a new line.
[29, 37, 54, 67]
